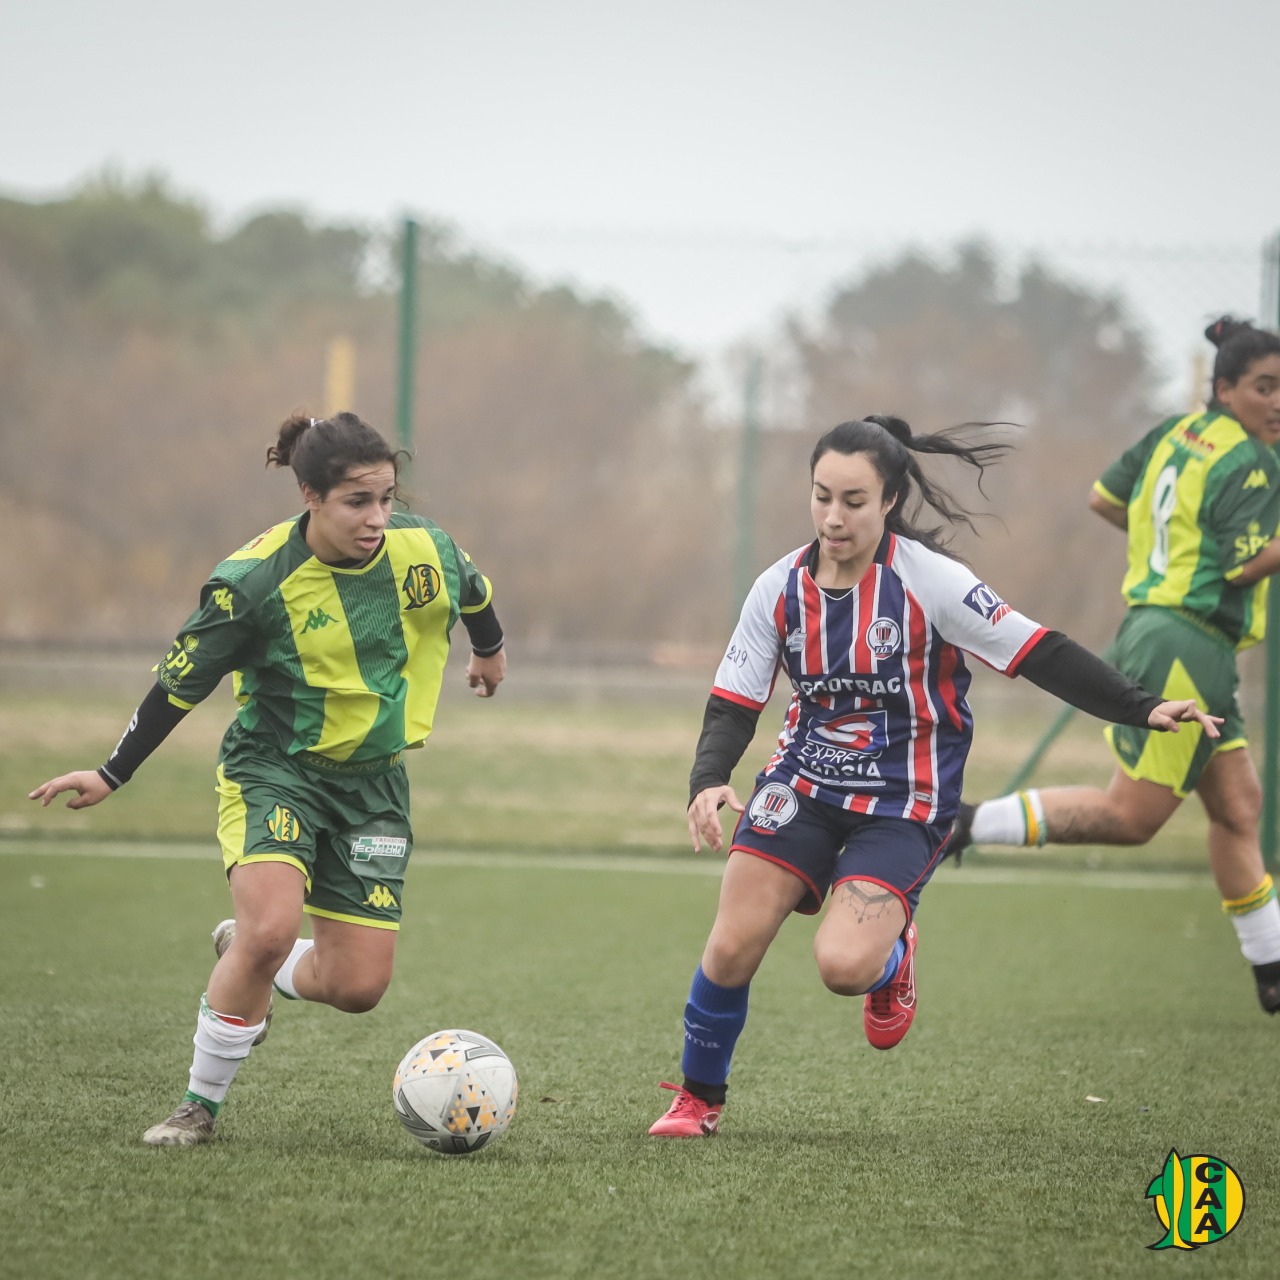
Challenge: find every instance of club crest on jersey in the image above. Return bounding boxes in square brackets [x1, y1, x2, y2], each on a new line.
[402, 563, 441, 610]
[963, 582, 1011, 625]
[865, 617, 902, 658]
[748, 782, 799, 832]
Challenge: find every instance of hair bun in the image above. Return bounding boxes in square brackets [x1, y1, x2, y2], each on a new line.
[1205, 315, 1253, 349]
[864, 414, 913, 446]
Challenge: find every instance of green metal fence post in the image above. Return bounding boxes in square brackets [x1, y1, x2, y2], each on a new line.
[1261, 232, 1280, 867]
[731, 353, 764, 624]
[395, 217, 419, 481]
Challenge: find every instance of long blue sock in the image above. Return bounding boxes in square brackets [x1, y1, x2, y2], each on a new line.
[680, 967, 749, 1090]
[865, 937, 905, 994]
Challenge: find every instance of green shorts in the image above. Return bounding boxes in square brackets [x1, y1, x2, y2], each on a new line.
[214, 720, 412, 930]
[1104, 606, 1248, 799]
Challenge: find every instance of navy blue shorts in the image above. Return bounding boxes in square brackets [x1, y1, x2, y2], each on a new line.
[729, 776, 953, 918]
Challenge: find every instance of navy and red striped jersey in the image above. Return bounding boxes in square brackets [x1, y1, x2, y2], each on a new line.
[712, 531, 1046, 824]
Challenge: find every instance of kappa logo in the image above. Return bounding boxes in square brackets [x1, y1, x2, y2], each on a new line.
[300, 608, 337, 634]
[866, 617, 902, 658]
[1146, 1150, 1244, 1251]
[1243, 468, 1270, 490]
[963, 582, 1011, 625]
[748, 782, 799, 832]
[211, 588, 234, 618]
[363, 884, 399, 909]
[266, 805, 301, 843]
[351, 835, 409, 863]
[403, 563, 441, 610]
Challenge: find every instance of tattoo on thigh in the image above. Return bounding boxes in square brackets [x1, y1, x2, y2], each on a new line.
[834, 881, 897, 922]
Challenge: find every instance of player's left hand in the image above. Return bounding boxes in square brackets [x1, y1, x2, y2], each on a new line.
[1148, 700, 1223, 738]
[467, 649, 506, 698]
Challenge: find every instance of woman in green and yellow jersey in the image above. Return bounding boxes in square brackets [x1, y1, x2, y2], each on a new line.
[955, 317, 1280, 1014]
[30, 412, 506, 1146]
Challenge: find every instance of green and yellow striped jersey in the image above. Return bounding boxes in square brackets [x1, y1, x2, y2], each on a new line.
[1093, 410, 1280, 649]
[155, 512, 493, 762]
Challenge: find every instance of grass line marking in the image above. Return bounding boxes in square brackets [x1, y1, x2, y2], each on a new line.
[0, 839, 1214, 890]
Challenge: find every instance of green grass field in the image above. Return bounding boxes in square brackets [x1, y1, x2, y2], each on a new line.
[2, 673, 1275, 1278]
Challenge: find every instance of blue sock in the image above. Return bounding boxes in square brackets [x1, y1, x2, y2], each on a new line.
[865, 937, 905, 994]
[680, 967, 749, 1089]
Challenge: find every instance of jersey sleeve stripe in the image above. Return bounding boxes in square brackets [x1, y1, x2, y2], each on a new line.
[711, 686, 769, 711]
[1004, 626, 1049, 676]
[1092, 480, 1126, 508]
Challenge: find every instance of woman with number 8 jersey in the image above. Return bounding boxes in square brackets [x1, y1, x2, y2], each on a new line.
[29, 411, 506, 1147]
[956, 317, 1280, 1016]
[647, 415, 1220, 1138]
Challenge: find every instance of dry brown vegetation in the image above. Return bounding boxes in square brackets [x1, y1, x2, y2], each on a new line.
[1, 178, 1173, 659]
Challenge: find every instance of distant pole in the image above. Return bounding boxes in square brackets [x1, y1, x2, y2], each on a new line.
[323, 336, 355, 416]
[732, 353, 764, 624]
[395, 217, 419, 477]
[1262, 232, 1280, 866]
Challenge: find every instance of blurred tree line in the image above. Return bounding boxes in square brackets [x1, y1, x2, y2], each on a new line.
[0, 175, 1162, 656]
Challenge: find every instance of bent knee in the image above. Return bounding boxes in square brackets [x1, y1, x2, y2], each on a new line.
[815, 950, 885, 997]
[328, 980, 390, 1014]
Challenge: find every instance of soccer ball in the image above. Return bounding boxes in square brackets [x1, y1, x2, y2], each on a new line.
[392, 1028, 518, 1154]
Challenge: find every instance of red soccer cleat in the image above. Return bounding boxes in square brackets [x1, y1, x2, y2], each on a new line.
[863, 922, 918, 1050]
[647, 1082, 723, 1137]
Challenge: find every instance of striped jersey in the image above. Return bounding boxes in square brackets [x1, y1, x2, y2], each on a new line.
[712, 533, 1045, 824]
[1093, 410, 1280, 649]
[155, 512, 493, 763]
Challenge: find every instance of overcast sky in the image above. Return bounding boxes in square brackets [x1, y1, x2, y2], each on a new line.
[5, 0, 1279, 375]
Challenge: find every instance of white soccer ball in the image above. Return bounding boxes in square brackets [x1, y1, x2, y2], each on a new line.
[392, 1028, 518, 1154]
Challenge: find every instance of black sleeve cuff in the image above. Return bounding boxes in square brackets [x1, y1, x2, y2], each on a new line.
[1018, 631, 1163, 728]
[688, 695, 762, 804]
[99, 683, 191, 786]
[461, 602, 504, 657]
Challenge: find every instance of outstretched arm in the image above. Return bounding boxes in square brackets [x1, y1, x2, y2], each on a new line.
[27, 683, 190, 809]
[1018, 632, 1220, 737]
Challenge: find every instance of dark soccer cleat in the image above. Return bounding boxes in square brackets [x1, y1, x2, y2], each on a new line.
[1252, 959, 1280, 1014]
[942, 802, 975, 865]
[864, 922, 918, 1050]
[212, 919, 272, 1045]
[142, 1100, 216, 1147]
[647, 1082, 723, 1137]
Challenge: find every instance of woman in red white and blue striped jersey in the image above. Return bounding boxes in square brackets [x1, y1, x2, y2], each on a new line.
[648, 415, 1220, 1138]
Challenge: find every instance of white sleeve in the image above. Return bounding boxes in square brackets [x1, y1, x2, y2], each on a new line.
[892, 540, 1045, 674]
[709, 554, 790, 708]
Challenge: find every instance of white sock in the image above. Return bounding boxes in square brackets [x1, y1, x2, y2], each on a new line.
[188, 996, 266, 1105]
[971, 790, 1047, 847]
[273, 937, 316, 1000]
[1225, 878, 1280, 966]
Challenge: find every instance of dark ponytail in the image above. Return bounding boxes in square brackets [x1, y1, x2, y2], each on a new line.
[1205, 315, 1280, 406]
[267, 412, 408, 498]
[810, 415, 1012, 557]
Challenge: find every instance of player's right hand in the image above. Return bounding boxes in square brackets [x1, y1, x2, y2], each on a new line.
[687, 786, 745, 854]
[28, 770, 114, 810]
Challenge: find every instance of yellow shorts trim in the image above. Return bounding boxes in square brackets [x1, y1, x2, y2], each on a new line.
[303, 904, 400, 931]
[226, 852, 312, 891]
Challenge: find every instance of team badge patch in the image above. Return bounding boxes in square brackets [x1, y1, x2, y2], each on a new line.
[402, 564, 441, 610]
[748, 782, 799, 832]
[963, 582, 1011, 625]
[865, 617, 902, 658]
